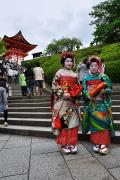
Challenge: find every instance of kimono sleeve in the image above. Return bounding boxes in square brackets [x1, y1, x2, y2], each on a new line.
[82, 78, 89, 98]
[102, 74, 112, 94]
[52, 70, 61, 92]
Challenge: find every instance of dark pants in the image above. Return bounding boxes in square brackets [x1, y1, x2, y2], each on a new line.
[27, 80, 34, 95]
[4, 110, 8, 122]
[21, 86, 27, 96]
[8, 76, 12, 84]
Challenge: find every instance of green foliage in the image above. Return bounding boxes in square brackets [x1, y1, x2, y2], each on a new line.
[100, 43, 120, 62]
[23, 42, 120, 85]
[90, 0, 120, 44]
[105, 60, 120, 83]
[0, 39, 6, 56]
[46, 37, 82, 55]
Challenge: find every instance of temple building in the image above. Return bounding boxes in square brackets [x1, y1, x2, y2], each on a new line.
[2, 31, 37, 64]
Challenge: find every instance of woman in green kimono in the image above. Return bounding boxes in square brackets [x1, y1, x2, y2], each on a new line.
[82, 56, 114, 155]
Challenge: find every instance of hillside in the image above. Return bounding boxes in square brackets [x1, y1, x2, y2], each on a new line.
[23, 42, 120, 85]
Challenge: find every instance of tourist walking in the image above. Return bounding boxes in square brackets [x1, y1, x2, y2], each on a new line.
[19, 70, 27, 96]
[82, 56, 114, 155]
[0, 72, 8, 126]
[7, 67, 14, 84]
[33, 63, 44, 96]
[14, 69, 19, 83]
[51, 51, 82, 154]
[25, 65, 34, 96]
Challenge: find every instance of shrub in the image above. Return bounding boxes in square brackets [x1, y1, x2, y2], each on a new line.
[105, 60, 120, 83]
[22, 42, 120, 85]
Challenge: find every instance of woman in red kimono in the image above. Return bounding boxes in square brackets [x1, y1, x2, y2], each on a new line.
[51, 52, 81, 154]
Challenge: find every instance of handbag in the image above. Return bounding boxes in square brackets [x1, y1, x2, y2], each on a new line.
[54, 113, 61, 129]
[68, 84, 83, 97]
[89, 82, 106, 97]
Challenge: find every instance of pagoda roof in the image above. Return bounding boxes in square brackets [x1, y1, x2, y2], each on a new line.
[3, 31, 37, 52]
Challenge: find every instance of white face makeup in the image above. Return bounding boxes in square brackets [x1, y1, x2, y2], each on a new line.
[89, 62, 99, 74]
[64, 58, 73, 70]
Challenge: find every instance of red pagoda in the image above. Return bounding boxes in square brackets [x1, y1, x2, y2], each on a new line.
[2, 31, 37, 64]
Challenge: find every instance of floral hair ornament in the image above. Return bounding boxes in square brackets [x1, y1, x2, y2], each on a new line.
[61, 51, 75, 66]
[61, 51, 74, 59]
[89, 56, 101, 67]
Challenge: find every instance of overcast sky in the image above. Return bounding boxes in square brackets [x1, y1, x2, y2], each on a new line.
[0, 0, 105, 59]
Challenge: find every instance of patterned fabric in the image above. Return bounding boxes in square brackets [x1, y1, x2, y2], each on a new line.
[51, 69, 81, 145]
[82, 73, 114, 136]
[52, 68, 81, 130]
[56, 127, 79, 145]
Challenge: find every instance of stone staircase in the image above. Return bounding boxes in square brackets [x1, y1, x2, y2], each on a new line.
[0, 84, 120, 143]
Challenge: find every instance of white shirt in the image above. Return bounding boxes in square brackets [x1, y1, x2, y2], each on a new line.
[33, 67, 44, 80]
[7, 68, 14, 77]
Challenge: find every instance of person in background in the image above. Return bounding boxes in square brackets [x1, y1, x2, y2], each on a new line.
[77, 58, 89, 84]
[51, 51, 81, 154]
[33, 62, 44, 96]
[14, 69, 19, 83]
[82, 56, 114, 155]
[0, 72, 8, 126]
[7, 67, 13, 84]
[19, 70, 27, 96]
[25, 65, 34, 96]
[98, 58, 105, 74]
[2, 60, 7, 76]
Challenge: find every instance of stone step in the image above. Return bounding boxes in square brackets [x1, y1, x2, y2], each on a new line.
[8, 95, 50, 100]
[8, 95, 120, 102]
[0, 117, 51, 127]
[0, 111, 119, 120]
[8, 102, 51, 107]
[3, 112, 51, 118]
[0, 125, 53, 138]
[112, 100, 120, 105]
[112, 106, 120, 112]
[111, 95, 120, 100]
[0, 117, 119, 130]
[8, 98, 50, 103]
[0, 125, 119, 143]
[11, 89, 120, 93]
[112, 85, 120, 91]
[8, 100, 120, 107]
[8, 107, 51, 112]
[112, 112, 120, 120]
[7, 105, 120, 112]
[112, 91, 120, 95]
[114, 120, 120, 130]
[5, 87, 120, 140]
[11, 90, 51, 96]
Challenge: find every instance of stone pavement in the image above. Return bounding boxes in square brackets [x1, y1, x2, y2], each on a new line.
[0, 134, 120, 180]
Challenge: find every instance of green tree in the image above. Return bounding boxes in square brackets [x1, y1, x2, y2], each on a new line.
[90, 0, 120, 45]
[0, 39, 6, 56]
[46, 37, 82, 55]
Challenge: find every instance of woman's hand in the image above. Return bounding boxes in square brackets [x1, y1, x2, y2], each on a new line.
[100, 89, 106, 95]
[63, 92, 70, 99]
